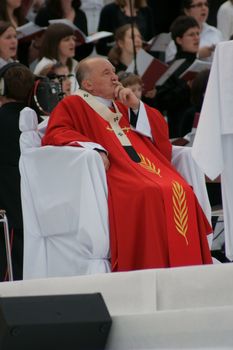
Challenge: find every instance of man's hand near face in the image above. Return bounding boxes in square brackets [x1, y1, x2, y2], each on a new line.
[114, 82, 140, 110]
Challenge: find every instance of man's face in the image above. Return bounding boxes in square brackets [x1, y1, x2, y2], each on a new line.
[86, 59, 119, 99]
[184, 1, 209, 25]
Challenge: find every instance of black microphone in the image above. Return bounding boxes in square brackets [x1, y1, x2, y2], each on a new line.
[129, 0, 138, 75]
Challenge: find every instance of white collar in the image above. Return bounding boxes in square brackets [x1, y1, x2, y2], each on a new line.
[0, 57, 14, 69]
[95, 96, 113, 108]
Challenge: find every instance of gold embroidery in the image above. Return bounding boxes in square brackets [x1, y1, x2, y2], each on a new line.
[172, 181, 188, 245]
[106, 126, 130, 133]
[138, 153, 161, 177]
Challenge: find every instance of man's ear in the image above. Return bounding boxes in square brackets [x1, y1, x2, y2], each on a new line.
[82, 79, 93, 92]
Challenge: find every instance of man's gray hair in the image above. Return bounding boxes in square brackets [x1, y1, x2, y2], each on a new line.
[76, 57, 111, 88]
[76, 58, 95, 88]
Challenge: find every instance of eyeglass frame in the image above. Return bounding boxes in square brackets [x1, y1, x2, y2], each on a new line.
[52, 73, 74, 81]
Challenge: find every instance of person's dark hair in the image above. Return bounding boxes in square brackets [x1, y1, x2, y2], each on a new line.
[108, 24, 140, 66]
[181, 0, 195, 11]
[0, 20, 15, 36]
[170, 15, 199, 48]
[39, 23, 75, 71]
[0, 20, 14, 35]
[0, 0, 26, 26]
[180, 0, 209, 11]
[3, 64, 35, 101]
[191, 68, 210, 111]
[115, 0, 147, 9]
[44, 0, 81, 17]
[118, 71, 142, 87]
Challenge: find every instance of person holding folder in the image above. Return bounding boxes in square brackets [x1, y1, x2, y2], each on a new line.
[155, 15, 201, 138]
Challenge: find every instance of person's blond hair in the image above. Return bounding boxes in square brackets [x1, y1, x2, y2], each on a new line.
[108, 24, 140, 66]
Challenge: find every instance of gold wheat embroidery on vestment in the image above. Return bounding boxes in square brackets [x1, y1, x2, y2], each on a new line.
[172, 181, 188, 245]
[138, 153, 161, 177]
[106, 126, 130, 133]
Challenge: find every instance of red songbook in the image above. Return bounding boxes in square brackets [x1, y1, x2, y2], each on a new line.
[156, 58, 211, 86]
[179, 59, 211, 82]
[126, 49, 168, 92]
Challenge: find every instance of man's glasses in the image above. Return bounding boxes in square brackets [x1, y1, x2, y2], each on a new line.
[183, 30, 200, 38]
[189, 1, 209, 8]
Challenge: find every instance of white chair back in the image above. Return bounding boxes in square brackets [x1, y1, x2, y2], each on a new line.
[19, 108, 110, 279]
[19, 107, 41, 151]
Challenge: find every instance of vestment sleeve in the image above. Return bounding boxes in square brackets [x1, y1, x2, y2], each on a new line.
[42, 98, 95, 147]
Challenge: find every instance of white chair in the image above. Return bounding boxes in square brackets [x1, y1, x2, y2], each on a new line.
[19, 108, 110, 279]
[19, 107, 212, 280]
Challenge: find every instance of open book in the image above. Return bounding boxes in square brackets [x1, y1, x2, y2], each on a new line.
[179, 59, 212, 81]
[49, 19, 113, 45]
[126, 49, 168, 92]
[156, 59, 186, 86]
[17, 22, 46, 42]
[156, 58, 212, 86]
[147, 32, 171, 52]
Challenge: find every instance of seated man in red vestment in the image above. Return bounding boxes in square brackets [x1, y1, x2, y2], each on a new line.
[42, 56, 213, 272]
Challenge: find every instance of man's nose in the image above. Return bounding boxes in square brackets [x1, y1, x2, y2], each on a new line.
[112, 72, 118, 80]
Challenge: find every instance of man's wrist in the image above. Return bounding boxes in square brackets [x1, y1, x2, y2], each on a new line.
[130, 100, 140, 111]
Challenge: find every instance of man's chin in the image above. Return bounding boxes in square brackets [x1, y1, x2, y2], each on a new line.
[98, 92, 115, 100]
[91, 94, 113, 101]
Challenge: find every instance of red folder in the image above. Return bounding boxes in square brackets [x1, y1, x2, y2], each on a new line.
[126, 49, 168, 92]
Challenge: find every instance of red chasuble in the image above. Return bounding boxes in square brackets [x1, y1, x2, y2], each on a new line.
[42, 95, 213, 271]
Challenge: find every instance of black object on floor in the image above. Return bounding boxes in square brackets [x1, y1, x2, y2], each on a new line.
[0, 293, 112, 350]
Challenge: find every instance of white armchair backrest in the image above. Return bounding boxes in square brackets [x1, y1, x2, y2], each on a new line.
[19, 107, 41, 151]
[19, 107, 110, 279]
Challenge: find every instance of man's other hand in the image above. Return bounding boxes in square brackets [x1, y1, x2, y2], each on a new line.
[98, 151, 110, 171]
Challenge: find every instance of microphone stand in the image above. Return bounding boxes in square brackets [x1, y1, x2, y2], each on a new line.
[129, 0, 138, 75]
